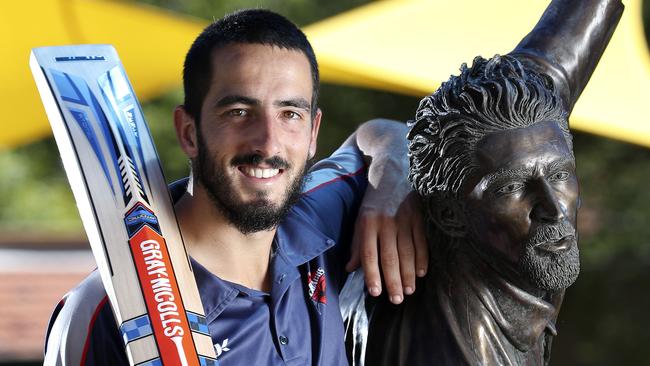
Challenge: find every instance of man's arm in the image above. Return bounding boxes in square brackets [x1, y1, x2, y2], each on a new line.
[44, 271, 128, 366]
[343, 119, 427, 304]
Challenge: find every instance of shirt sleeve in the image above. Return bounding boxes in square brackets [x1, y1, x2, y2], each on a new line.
[301, 144, 368, 241]
[44, 271, 128, 366]
[296, 144, 368, 289]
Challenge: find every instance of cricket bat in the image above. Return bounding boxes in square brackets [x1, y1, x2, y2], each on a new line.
[30, 45, 218, 366]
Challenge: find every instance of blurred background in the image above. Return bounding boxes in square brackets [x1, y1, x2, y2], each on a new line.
[1, 0, 649, 365]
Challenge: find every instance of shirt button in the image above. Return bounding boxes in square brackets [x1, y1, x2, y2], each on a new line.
[279, 335, 289, 345]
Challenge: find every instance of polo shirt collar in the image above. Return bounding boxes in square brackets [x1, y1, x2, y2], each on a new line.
[190, 258, 240, 323]
[171, 178, 336, 318]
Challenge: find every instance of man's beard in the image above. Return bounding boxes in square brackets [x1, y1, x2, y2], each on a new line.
[193, 134, 309, 235]
[517, 221, 580, 292]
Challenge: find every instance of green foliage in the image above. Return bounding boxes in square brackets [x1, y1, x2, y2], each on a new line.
[141, 88, 190, 182]
[574, 133, 650, 266]
[0, 138, 81, 233]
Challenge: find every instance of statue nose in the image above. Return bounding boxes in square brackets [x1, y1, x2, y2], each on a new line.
[531, 179, 566, 223]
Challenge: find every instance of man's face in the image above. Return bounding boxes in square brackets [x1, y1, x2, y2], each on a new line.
[463, 120, 580, 291]
[191, 43, 320, 234]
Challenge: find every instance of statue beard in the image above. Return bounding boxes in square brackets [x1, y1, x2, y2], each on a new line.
[517, 221, 580, 292]
[193, 132, 309, 235]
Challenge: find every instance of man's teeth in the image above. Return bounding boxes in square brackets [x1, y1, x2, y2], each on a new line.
[243, 167, 280, 178]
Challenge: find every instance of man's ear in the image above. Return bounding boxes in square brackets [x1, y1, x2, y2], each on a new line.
[308, 108, 322, 160]
[426, 198, 467, 238]
[174, 105, 198, 159]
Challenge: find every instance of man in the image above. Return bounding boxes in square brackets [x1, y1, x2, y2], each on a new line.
[44, 9, 426, 365]
[344, 0, 623, 365]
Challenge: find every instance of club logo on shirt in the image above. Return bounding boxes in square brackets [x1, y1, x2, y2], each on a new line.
[214, 338, 230, 358]
[307, 267, 327, 304]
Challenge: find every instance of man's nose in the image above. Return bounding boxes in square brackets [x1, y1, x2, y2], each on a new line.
[531, 179, 566, 223]
[249, 113, 281, 157]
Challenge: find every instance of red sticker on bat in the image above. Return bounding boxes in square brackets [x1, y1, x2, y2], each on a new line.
[129, 225, 199, 365]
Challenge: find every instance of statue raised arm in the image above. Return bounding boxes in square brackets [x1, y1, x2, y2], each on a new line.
[511, 0, 623, 111]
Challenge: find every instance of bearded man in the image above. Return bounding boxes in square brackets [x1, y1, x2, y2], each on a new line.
[44, 9, 426, 365]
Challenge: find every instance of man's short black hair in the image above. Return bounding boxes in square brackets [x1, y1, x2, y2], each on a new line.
[183, 9, 320, 122]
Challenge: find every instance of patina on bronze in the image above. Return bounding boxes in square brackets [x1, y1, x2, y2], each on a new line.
[343, 0, 624, 365]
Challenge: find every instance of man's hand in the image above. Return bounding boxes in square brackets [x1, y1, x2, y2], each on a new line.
[344, 119, 428, 304]
[346, 192, 427, 304]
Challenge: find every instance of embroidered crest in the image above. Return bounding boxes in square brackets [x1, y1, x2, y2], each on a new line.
[307, 267, 327, 304]
[214, 338, 230, 358]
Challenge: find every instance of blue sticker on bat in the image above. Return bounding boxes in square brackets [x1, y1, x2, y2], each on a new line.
[55, 56, 106, 62]
[124, 202, 161, 238]
[68, 109, 114, 193]
[50, 69, 120, 196]
[51, 70, 87, 105]
[186, 311, 210, 336]
[99, 67, 150, 205]
[135, 358, 162, 366]
[88, 91, 124, 199]
[199, 356, 219, 366]
[120, 314, 153, 345]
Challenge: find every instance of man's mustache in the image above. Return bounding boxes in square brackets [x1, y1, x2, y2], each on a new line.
[527, 221, 576, 247]
[230, 154, 291, 170]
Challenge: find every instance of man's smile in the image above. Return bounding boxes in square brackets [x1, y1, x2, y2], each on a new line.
[238, 165, 283, 179]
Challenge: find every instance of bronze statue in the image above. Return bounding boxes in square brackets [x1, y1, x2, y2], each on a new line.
[342, 0, 624, 365]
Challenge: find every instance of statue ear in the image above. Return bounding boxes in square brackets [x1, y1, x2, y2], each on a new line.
[426, 198, 467, 238]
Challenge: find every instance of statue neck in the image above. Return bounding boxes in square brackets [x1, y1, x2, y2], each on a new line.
[431, 245, 564, 362]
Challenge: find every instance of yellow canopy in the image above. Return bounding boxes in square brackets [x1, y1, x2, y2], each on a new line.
[2, 0, 649, 148]
[0, 0, 203, 149]
[305, 0, 650, 147]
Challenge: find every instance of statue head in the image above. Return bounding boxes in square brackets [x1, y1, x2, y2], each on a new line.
[408, 55, 580, 292]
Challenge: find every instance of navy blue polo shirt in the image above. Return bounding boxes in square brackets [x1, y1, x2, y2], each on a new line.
[44, 144, 368, 365]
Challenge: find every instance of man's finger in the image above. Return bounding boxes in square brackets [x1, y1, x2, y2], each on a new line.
[397, 224, 416, 296]
[379, 219, 403, 304]
[357, 215, 382, 297]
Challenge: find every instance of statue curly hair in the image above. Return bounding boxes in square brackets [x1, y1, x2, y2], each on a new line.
[407, 55, 571, 201]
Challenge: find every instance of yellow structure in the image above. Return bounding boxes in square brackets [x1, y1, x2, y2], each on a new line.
[2, 0, 649, 148]
[0, 0, 203, 148]
[306, 0, 650, 147]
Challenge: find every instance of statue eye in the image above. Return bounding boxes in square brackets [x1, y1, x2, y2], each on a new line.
[497, 182, 524, 194]
[549, 171, 569, 181]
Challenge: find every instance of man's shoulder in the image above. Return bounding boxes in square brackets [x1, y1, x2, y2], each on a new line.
[303, 144, 367, 194]
[59, 270, 108, 309]
[44, 270, 124, 365]
[294, 145, 368, 228]
[46, 270, 110, 340]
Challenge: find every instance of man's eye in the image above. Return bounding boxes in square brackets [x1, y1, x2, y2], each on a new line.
[496, 182, 524, 194]
[227, 109, 247, 117]
[549, 171, 569, 181]
[283, 111, 301, 120]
